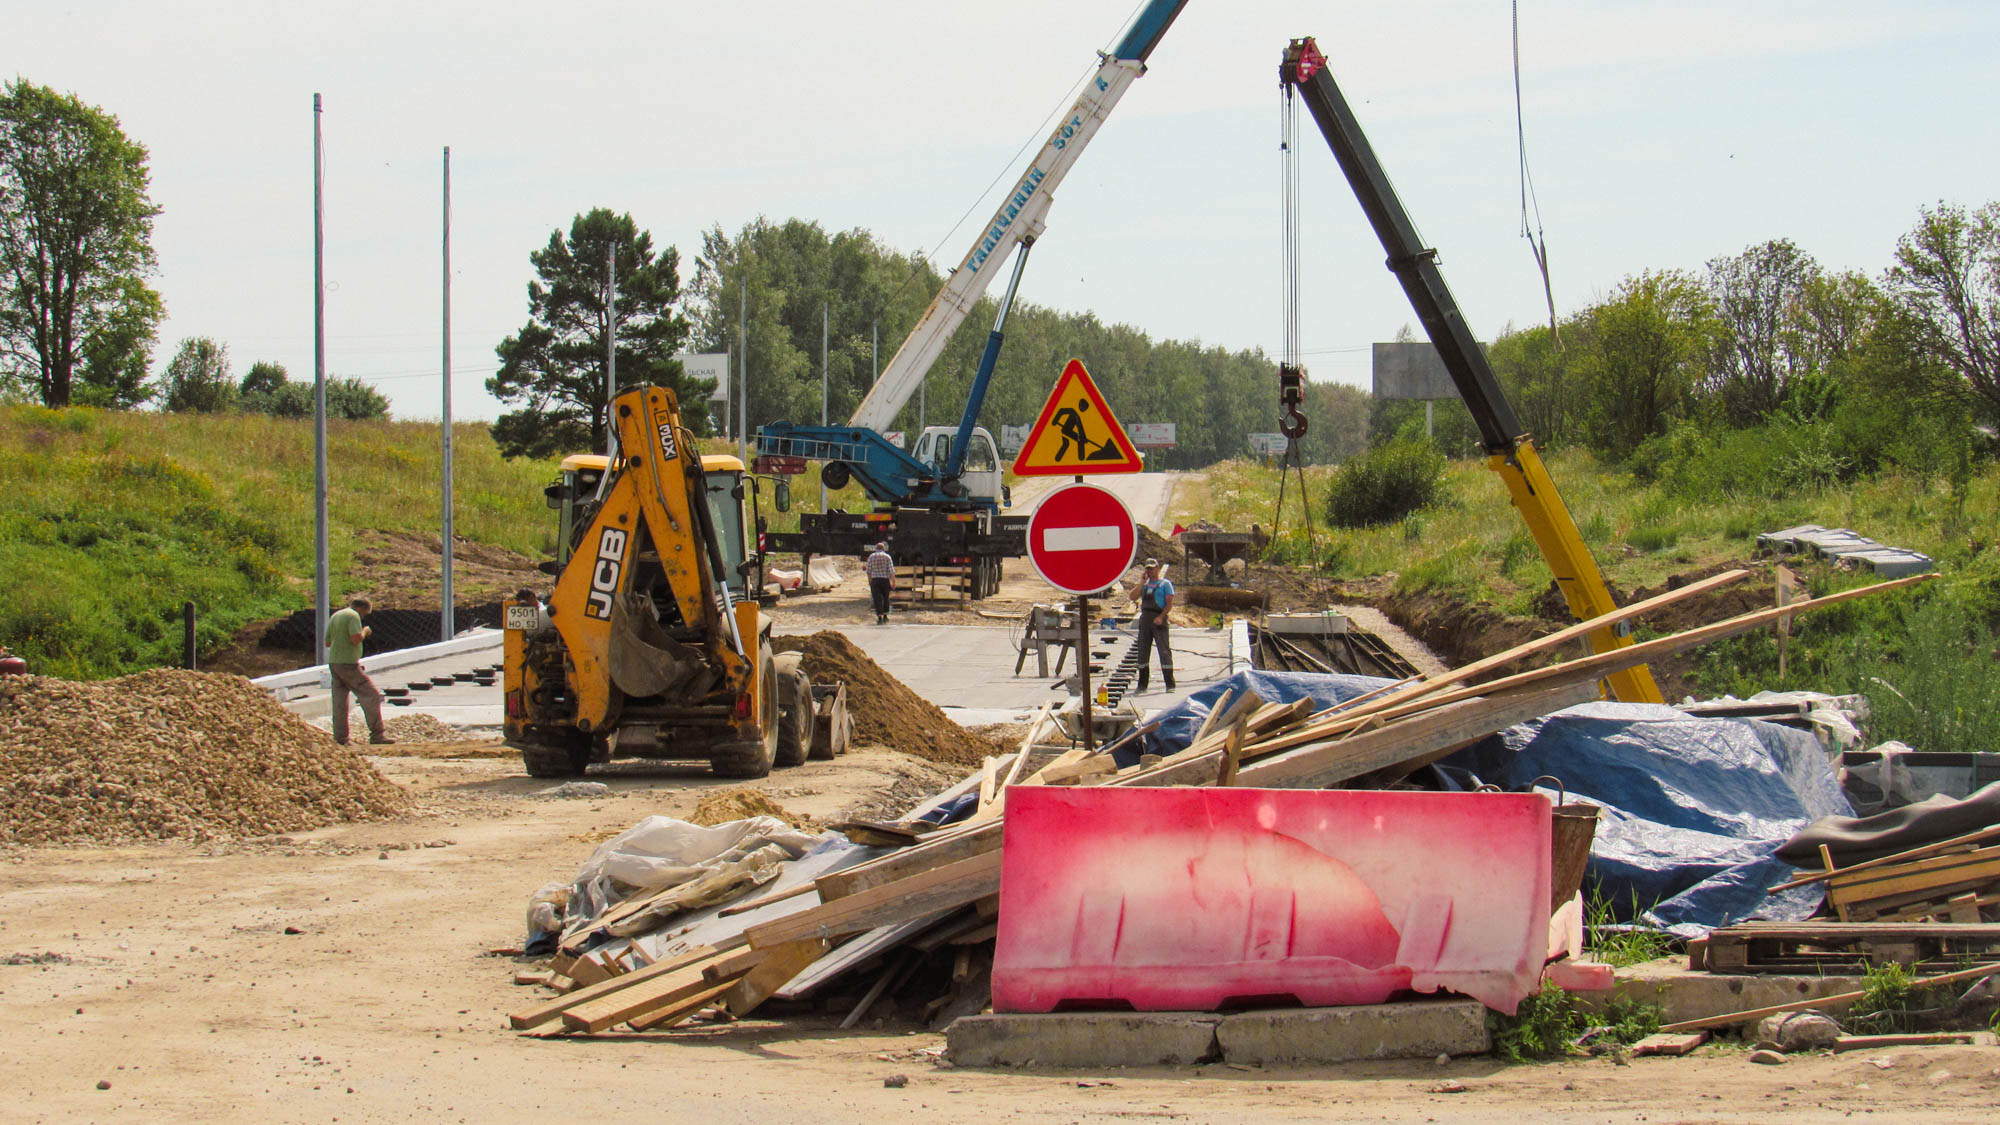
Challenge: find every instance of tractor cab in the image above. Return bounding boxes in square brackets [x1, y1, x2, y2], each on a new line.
[546, 452, 762, 602]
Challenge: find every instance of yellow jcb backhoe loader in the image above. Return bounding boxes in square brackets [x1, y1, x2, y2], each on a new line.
[502, 385, 817, 778]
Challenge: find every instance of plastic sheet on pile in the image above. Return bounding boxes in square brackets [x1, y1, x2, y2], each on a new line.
[565, 815, 823, 934]
[1125, 669, 1394, 766]
[1443, 702, 1851, 938]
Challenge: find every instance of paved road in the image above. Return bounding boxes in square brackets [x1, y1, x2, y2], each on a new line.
[1008, 470, 1181, 529]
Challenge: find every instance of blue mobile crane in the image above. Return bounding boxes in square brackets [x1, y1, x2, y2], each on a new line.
[755, 0, 1187, 597]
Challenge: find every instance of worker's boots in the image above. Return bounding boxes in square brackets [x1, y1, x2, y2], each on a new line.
[1136, 671, 1149, 694]
[1163, 671, 1175, 691]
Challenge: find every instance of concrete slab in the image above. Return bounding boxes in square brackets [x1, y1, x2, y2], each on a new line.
[1215, 999, 1491, 1064]
[944, 1011, 1221, 1068]
[1595, 959, 1867, 1027]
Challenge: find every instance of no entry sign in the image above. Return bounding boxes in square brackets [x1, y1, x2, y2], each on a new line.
[1027, 483, 1136, 595]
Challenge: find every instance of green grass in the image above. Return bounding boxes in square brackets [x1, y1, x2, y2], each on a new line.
[1488, 984, 1662, 1063]
[0, 405, 561, 678]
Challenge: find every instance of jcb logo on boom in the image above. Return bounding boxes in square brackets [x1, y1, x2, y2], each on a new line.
[583, 528, 628, 619]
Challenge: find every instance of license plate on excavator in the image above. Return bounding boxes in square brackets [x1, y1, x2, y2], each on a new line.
[504, 606, 539, 630]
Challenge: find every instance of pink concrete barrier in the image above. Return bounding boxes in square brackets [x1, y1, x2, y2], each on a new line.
[993, 787, 1552, 1014]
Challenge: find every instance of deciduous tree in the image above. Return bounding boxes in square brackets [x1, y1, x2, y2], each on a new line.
[0, 80, 161, 407]
[1882, 200, 2000, 425]
[159, 337, 234, 413]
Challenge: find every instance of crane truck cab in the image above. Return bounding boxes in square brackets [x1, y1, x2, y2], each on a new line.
[504, 387, 819, 780]
[910, 425, 1005, 506]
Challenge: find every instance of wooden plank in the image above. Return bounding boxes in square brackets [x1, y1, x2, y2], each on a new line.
[1190, 688, 1234, 746]
[1217, 714, 1248, 787]
[1256, 573, 1931, 756]
[1350, 573, 1933, 729]
[1020, 748, 1090, 787]
[1771, 824, 2000, 892]
[1036, 754, 1117, 785]
[1832, 1033, 1976, 1052]
[1828, 848, 2000, 897]
[812, 820, 1003, 902]
[1308, 568, 1752, 725]
[621, 979, 738, 1032]
[508, 942, 728, 1030]
[718, 880, 819, 917]
[1830, 860, 2000, 913]
[720, 937, 830, 1017]
[1660, 961, 2000, 1032]
[1630, 1031, 1708, 1057]
[976, 756, 999, 808]
[1236, 681, 1600, 790]
[747, 848, 1004, 950]
[560, 961, 750, 1033]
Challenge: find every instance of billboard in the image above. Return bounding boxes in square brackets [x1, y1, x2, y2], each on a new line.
[1248, 432, 1289, 457]
[1000, 423, 1030, 455]
[1127, 422, 1177, 448]
[1370, 341, 1473, 401]
[673, 352, 731, 402]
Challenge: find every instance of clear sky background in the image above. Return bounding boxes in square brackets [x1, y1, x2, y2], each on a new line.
[10, 1, 1999, 422]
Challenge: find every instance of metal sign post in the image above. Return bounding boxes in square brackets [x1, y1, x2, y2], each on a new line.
[1078, 590, 1093, 753]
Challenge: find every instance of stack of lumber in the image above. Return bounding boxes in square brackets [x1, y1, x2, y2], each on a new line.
[1782, 825, 2000, 924]
[508, 569, 1930, 1036]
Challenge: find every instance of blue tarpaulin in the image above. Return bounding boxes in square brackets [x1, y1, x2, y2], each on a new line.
[1444, 702, 1850, 937]
[1130, 672, 1849, 937]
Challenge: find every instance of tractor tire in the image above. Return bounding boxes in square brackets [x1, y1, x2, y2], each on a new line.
[520, 742, 590, 778]
[711, 648, 779, 779]
[772, 655, 815, 768]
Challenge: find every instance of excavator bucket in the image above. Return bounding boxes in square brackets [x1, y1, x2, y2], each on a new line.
[607, 592, 713, 700]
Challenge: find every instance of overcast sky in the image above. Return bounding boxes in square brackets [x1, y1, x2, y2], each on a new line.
[11, 0, 1999, 422]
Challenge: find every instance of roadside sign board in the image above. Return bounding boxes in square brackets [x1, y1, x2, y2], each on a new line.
[1012, 359, 1144, 476]
[1128, 422, 1176, 448]
[1248, 432, 1289, 457]
[1027, 483, 1136, 595]
[673, 351, 731, 402]
[1000, 423, 1030, 455]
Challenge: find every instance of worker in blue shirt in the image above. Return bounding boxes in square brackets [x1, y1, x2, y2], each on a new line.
[1132, 558, 1175, 693]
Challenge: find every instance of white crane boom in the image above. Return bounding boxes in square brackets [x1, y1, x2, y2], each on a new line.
[848, 3, 1182, 432]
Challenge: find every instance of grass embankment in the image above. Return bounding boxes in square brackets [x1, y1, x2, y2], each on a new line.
[0, 406, 560, 679]
[1172, 451, 2000, 750]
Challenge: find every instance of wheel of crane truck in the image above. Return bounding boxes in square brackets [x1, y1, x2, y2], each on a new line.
[520, 741, 590, 778]
[710, 648, 780, 779]
[772, 657, 816, 768]
[820, 461, 851, 490]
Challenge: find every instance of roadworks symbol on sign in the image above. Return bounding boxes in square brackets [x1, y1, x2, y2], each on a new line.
[1011, 358, 1144, 476]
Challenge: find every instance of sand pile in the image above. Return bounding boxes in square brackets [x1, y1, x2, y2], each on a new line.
[0, 670, 407, 846]
[688, 788, 813, 828]
[769, 632, 993, 768]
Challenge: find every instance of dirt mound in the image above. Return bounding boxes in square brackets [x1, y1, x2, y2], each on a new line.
[770, 632, 993, 768]
[1135, 524, 1185, 566]
[0, 670, 407, 846]
[688, 788, 813, 828]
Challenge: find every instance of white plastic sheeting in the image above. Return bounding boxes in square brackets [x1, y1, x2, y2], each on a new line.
[566, 815, 822, 934]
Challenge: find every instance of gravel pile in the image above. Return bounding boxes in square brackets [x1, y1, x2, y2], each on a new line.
[381, 713, 469, 743]
[0, 670, 407, 846]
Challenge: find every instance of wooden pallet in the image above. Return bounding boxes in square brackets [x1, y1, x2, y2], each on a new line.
[1699, 921, 2000, 973]
[1826, 844, 2000, 922]
[890, 564, 972, 606]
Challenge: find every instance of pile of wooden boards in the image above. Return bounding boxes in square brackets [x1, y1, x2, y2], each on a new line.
[508, 568, 1932, 1037]
[1782, 824, 2000, 924]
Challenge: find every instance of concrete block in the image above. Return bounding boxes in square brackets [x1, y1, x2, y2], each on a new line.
[1215, 999, 1490, 1065]
[943, 1011, 1220, 1068]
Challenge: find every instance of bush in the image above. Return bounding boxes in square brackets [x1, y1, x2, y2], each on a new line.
[1324, 438, 1448, 528]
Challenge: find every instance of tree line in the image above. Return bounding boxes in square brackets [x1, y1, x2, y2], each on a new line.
[0, 81, 388, 421]
[10, 77, 1995, 487]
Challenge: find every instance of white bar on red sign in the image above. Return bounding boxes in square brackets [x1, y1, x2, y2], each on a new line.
[1042, 526, 1121, 552]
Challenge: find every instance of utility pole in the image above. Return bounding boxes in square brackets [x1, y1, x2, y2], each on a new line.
[440, 145, 454, 640]
[604, 244, 617, 458]
[737, 276, 749, 465]
[821, 300, 829, 509]
[312, 93, 329, 660]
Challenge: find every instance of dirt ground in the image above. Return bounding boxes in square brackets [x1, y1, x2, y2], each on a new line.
[5, 743, 1999, 1124]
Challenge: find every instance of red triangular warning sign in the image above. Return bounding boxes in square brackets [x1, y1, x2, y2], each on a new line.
[1011, 359, 1143, 476]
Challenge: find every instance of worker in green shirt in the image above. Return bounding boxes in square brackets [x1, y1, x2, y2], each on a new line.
[326, 596, 391, 746]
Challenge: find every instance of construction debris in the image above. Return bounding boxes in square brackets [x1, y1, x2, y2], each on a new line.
[0, 670, 406, 846]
